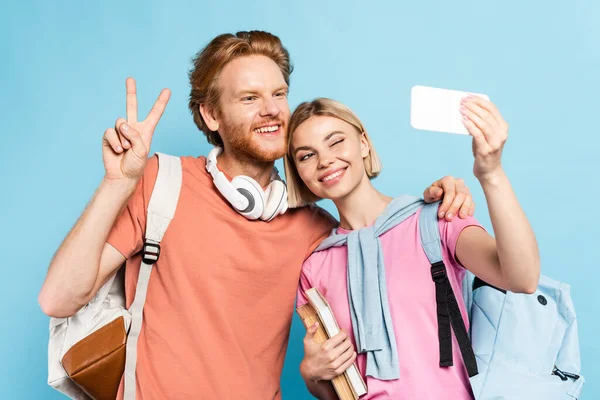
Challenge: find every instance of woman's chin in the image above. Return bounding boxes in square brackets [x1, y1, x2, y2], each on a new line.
[315, 186, 353, 202]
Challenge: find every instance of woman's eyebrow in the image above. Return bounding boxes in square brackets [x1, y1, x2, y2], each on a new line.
[294, 145, 312, 155]
[293, 131, 345, 155]
[324, 131, 345, 141]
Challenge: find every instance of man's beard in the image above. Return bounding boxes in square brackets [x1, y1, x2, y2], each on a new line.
[222, 119, 287, 163]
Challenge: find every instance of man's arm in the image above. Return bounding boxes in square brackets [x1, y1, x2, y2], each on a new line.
[38, 179, 134, 317]
[38, 78, 170, 317]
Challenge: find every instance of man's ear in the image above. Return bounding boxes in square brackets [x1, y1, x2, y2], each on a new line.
[200, 104, 220, 132]
[360, 131, 370, 159]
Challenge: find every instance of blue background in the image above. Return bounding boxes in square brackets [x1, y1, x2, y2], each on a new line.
[2, 0, 598, 398]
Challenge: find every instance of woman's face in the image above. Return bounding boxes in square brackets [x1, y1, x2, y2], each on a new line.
[291, 115, 369, 201]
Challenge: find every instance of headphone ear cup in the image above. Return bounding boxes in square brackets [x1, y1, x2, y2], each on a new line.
[230, 176, 265, 220]
[262, 180, 288, 221]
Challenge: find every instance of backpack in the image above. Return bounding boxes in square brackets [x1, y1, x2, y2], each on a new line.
[47, 153, 182, 400]
[418, 202, 585, 399]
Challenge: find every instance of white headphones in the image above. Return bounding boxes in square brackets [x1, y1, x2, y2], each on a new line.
[205, 147, 288, 221]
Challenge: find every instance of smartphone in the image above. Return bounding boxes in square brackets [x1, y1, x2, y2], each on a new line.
[410, 85, 490, 135]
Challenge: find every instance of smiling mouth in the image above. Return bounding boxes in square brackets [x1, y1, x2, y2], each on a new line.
[319, 167, 347, 183]
[254, 125, 281, 134]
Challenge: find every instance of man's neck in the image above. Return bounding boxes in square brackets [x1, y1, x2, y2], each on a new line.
[216, 151, 275, 187]
[334, 178, 392, 231]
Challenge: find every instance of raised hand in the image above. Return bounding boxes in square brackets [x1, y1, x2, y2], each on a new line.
[102, 78, 171, 181]
[460, 96, 508, 182]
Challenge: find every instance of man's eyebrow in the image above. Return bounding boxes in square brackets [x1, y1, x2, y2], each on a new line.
[234, 84, 288, 98]
[234, 90, 260, 98]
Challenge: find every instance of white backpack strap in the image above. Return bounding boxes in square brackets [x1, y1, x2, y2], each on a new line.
[124, 153, 182, 400]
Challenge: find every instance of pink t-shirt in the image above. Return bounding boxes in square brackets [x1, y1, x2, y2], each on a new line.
[297, 208, 483, 399]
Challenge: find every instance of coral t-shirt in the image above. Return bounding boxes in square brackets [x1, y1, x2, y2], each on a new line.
[108, 155, 335, 399]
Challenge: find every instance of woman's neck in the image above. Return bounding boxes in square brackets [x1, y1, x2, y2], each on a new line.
[334, 177, 393, 231]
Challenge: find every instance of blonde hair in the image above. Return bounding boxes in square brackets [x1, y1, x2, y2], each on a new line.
[284, 98, 382, 208]
[188, 31, 293, 147]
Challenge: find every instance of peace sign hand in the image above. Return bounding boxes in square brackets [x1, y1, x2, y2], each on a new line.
[102, 78, 171, 182]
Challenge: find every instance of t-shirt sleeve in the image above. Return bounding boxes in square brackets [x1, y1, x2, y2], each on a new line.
[106, 155, 159, 259]
[438, 208, 486, 268]
[304, 205, 338, 259]
[296, 257, 315, 308]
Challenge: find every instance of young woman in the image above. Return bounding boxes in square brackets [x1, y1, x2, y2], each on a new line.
[284, 97, 540, 399]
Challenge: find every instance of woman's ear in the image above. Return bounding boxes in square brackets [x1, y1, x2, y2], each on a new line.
[360, 131, 370, 159]
[200, 103, 220, 132]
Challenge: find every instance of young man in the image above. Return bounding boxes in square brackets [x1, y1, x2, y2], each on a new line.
[39, 31, 476, 399]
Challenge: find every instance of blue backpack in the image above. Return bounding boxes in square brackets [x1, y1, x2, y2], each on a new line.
[418, 202, 585, 399]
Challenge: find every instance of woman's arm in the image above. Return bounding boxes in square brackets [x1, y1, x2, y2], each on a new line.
[300, 361, 339, 400]
[455, 96, 540, 293]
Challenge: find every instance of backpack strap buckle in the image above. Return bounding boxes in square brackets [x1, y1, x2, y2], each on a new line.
[431, 261, 447, 283]
[142, 240, 161, 264]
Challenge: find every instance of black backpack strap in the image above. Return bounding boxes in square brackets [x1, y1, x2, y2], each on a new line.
[431, 261, 478, 377]
[419, 203, 478, 377]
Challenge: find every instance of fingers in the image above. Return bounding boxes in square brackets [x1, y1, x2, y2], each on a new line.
[423, 184, 443, 203]
[303, 322, 319, 348]
[325, 336, 355, 376]
[333, 349, 357, 376]
[461, 97, 496, 129]
[463, 96, 507, 130]
[116, 118, 147, 159]
[432, 176, 475, 219]
[435, 177, 456, 219]
[104, 117, 133, 153]
[145, 88, 171, 129]
[103, 128, 123, 153]
[455, 186, 474, 218]
[460, 104, 493, 140]
[114, 118, 131, 150]
[463, 116, 491, 155]
[458, 194, 473, 219]
[126, 78, 138, 123]
[322, 330, 348, 351]
[305, 322, 319, 341]
[444, 180, 467, 221]
[302, 329, 357, 381]
[461, 98, 506, 149]
[329, 337, 353, 361]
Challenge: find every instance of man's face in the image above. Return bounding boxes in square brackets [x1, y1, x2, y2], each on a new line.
[215, 55, 290, 163]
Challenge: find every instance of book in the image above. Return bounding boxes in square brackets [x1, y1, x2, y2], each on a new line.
[297, 288, 368, 399]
